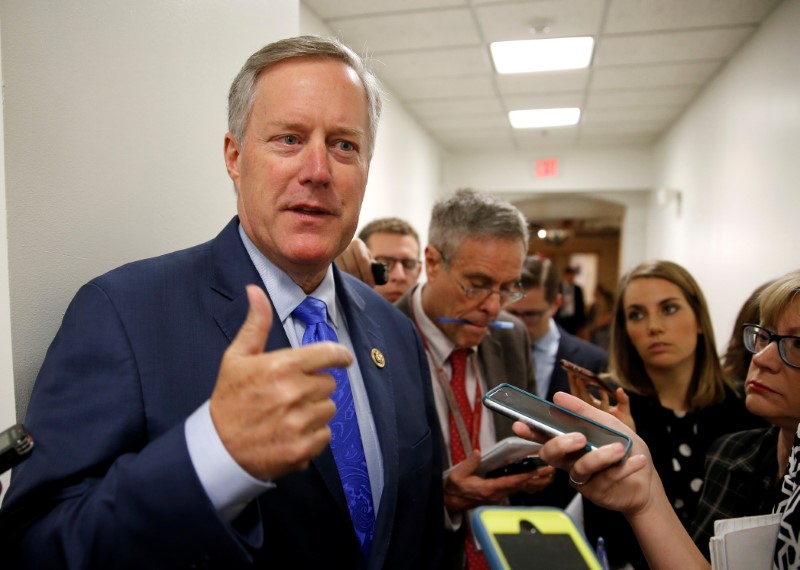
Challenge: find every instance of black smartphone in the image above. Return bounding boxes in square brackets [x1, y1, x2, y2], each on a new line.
[482, 384, 631, 456]
[559, 359, 616, 396]
[0, 423, 34, 474]
[484, 456, 547, 479]
[370, 261, 389, 285]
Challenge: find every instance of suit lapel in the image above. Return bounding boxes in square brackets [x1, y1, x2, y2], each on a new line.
[207, 220, 350, 523]
[477, 332, 511, 438]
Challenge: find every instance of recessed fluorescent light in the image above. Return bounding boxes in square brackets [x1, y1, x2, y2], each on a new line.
[491, 37, 594, 74]
[509, 108, 581, 129]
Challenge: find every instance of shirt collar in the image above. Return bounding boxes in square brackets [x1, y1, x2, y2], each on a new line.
[238, 223, 339, 329]
[411, 283, 476, 367]
[534, 318, 561, 352]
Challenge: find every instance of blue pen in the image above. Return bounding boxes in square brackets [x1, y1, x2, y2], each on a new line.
[436, 317, 515, 329]
[596, 536, 610, 570]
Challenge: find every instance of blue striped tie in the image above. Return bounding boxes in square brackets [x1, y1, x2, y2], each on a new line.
[292, 296, 375, 560]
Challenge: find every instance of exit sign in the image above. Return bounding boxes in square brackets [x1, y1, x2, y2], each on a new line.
[535, 158, 559, 178]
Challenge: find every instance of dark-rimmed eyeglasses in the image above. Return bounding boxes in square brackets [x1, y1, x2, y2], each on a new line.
[374, 256, 420, 272]
[742, 323, 800, 369]
[438, 250, 524, 306]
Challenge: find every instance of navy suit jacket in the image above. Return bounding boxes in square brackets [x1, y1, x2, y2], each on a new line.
[0, 218, 444, 569]
[545, 325, 609, 401]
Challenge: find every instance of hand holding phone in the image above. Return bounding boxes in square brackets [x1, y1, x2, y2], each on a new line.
[482, 384, 631, 459]
[443, 436, 542, 479]
[559, 359, 615, 395]
[0, 423, 34, 474]
[559, 359, 619, 408]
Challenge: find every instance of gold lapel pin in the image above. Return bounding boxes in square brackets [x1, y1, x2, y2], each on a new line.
[371, 348, 386, 368]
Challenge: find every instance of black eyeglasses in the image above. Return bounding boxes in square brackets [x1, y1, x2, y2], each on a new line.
[742, 323, 800, 369]
[438, 250, 524, 306]
[374, 256, 420, 272]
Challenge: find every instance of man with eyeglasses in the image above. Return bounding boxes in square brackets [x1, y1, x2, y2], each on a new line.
[505, 255, 608, 510]
[507, 256, 608, 403]
[358, 217, 422, 303]
[395, 189, 556, 570]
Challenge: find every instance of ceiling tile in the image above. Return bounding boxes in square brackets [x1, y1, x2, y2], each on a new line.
[605, 0, 781, 34]
[577, 131, 658, 147]
[496, 69, 590, 95]
[591, 61, 722, 89]
[581, 106, 680, 123]
[595, 27, 757, 66]
[580, 119, 666, 135]
[304, 0, 467, 19]
[425, 113, 509, 130]
[301, 0, 780, 153]
[406, 97, 505, 117]
[374, 47, 492, 80]
[586, 86, 699, 108]
[503, 92, 585, 110]
[433, 128, 516, 151]
[323, 8, 479, 53]
[475, 0, 604, 42]
[388, 75, 497, 100]
[514, 127, 580, 149]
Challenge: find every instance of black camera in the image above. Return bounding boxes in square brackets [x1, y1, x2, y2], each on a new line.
[0, 423, 34, 474]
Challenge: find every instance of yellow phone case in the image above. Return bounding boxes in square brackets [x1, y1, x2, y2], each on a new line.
[471, 507, 603, 570]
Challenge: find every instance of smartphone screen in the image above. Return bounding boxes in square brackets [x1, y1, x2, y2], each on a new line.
[493, 528, 591, 570]
[483, 384, 631, 454]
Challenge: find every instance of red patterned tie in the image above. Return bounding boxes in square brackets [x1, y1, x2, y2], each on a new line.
[448, 349, 489, 570]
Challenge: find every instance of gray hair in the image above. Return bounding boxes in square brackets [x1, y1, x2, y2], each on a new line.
[428, 188, 529, 264]
[228, 35, 384, 157]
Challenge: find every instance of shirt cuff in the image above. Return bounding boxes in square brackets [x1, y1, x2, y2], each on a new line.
[445, 505, 463, 530]
[185, 400, 275, 522]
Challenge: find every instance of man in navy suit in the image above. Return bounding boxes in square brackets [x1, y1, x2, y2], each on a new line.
[506, 255, 608, 509]
[0, 36, 443, 569]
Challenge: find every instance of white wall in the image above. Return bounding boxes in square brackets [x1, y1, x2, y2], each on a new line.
[0, 0, 298, 433]
[0, 22, 16, 498]
[443, 147, 654, 194]
[648, 0, 800, 348]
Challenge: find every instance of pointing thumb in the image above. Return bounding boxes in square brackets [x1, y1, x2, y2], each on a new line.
[230, 284, 273, 356]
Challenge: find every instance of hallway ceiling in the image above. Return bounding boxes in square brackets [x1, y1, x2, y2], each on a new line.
[303, 0, 782, 152]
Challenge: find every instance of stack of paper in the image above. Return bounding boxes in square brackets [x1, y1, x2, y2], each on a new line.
[709, 513, 780, 570]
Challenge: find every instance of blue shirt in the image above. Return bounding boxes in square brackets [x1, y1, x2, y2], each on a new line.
[533, 319, 560, 398]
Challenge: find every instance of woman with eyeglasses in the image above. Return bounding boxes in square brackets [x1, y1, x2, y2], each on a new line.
[516, 268, 800, 569]
[568, 260, 765, 568]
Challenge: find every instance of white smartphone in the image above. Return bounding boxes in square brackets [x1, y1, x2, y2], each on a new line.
[443, 436, 542, 479]
[482, 384, 632, 457]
